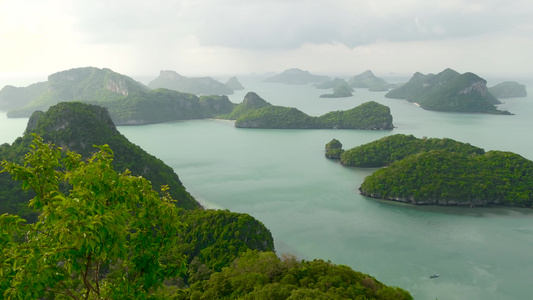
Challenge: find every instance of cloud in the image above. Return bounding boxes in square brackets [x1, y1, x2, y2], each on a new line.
[69, 0, 533, 50]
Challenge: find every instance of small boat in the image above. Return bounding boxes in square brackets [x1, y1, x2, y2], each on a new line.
[429, 274, 439, 279]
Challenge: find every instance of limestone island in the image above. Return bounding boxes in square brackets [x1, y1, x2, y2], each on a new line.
[148, 70, 234, 95]
[318, 80, 354, 98]
[0, 67, 237, 124]
[263, 68, 329, 85]
[348, 70, 396, 91]
[326, 134, 533, 208]
[222, 92, 393, 129]
[385, 68, 511, 114]
[225, 76, 245, 90]
[489, 81, 527, 98]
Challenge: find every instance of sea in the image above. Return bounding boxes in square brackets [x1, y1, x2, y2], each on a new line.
[1, 74, 533, 299]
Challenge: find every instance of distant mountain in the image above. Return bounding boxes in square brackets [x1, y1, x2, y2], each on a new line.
[225, 76, 245, 90]
[0, 82, 47, 111]
[385, 68, 510, 114]
[0, 102, 200, 221]
[489, 81, 527, 98]
[225, 92, 392, 130]
[263, 68, 329, 84]
[319, 81, 354, 98]
[348, 70, 393, 91]
[148, 70, 233, 95]
[3, 67, 150, 117]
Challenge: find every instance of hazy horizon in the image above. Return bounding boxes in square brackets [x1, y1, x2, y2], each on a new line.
[1, 0, 532, 81]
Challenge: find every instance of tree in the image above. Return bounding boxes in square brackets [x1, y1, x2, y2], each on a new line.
[0, 135, 186, 299]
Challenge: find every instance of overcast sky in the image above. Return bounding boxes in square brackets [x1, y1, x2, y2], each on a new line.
[1, 0, 532, 81]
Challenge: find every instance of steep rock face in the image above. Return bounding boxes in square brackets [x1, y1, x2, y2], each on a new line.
[385, 68, 509, 114]
[148, 70, 234, 95]
[489, 81, 528, 98]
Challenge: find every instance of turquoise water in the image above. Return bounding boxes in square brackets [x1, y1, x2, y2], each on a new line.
[1, 77, 532, 299]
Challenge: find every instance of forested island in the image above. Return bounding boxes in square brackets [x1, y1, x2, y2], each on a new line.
[0, 102, 412, 299]
[0, 67, 238, 123]
[148, 70, 235, 95]
[318, 80, 354, 98]
[489, 81, 528, 98]
[326, 134, 533, 207]
[263, 68, 329, 84]
[348, 70, 395, 91]
[385, 68, 511, 114]
[224, 92, 393, 129]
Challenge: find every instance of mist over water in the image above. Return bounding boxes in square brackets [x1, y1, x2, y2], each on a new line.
[1, 76, 533, 299]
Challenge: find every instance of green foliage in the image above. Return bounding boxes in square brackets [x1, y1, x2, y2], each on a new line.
[99, 88, 235, 125]
[0, 136, 186, 299]
[172, 250, 412, 299]
[325, 139, 344, 159]
[319, 101, 393, 129]
[359, 149, 533, 207]
[175, 209, 275, 284]
[340, 134, 485, 167]
[0, 102, 200, 221]
[385, 68, 510, 114]
[235, 106, 317, 129]
[222, 92, 272, 120]
[233, 100, 393, 130]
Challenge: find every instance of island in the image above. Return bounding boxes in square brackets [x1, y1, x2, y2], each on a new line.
[223, 92, 393, 129]
[3, 67, 150, 118]
[225, 76, 245, 90]
[326, 134, 533, 208]
[263, 68, 329, 84]
[334, 134, 484, 167]
[359, 149, 533, 207]
[325, 139, 344, 158]
[348, 70, 394, 91]
[489, 81, 527, 98]
[318, 80, 354, 98]
[385, 68, 511, 114]
[0, 101, 412, 299]
[0, 67, 237, 124]
[148, 70, 234, 95]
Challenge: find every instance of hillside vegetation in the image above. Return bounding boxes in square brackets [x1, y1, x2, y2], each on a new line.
[359, 149, 533, 207]
[338, 134, 484, 167]
[0, 102, 200, 222]
[228, 92, 393, 129]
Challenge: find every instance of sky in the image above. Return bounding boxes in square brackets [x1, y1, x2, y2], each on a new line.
[1, 0, 532, 82]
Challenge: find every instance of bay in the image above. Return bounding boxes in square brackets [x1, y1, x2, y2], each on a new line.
[1, 76, 533, 299]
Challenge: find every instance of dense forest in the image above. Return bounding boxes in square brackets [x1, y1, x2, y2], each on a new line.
[337, 134, 485, 167]
[359, 149, 533, 207]
[231, 94, 394, 130]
